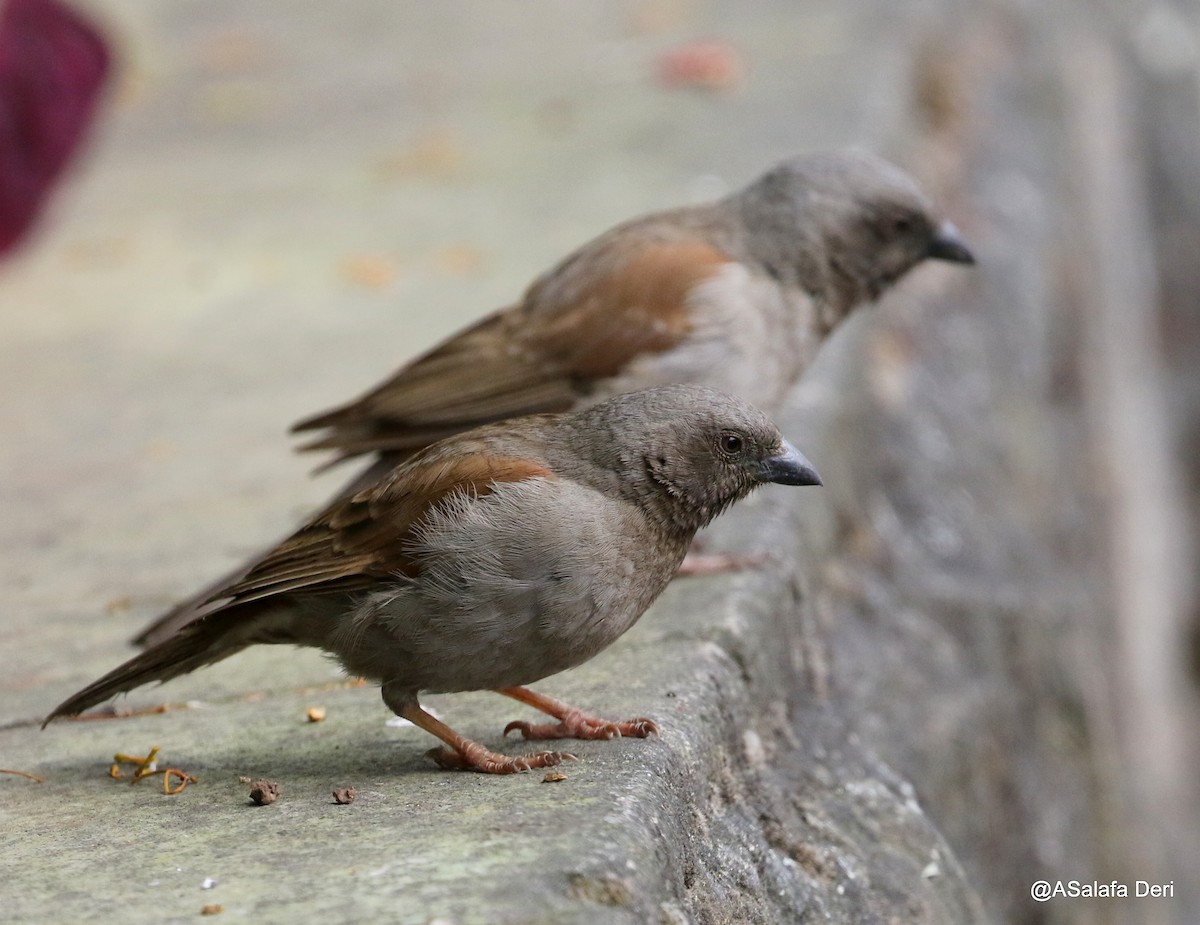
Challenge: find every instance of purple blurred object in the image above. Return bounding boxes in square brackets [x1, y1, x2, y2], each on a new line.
[0, 0, 109, 255]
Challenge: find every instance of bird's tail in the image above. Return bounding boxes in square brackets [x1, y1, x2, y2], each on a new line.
[131, 565, 256, 649]
[44, 597, 329, 727]
[43, 623, 249, 726]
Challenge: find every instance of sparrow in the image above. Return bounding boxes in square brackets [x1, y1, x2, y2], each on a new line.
[133, 150, 970, 648]
[292, 149, 974, 467]
[46, 386, 822, 774]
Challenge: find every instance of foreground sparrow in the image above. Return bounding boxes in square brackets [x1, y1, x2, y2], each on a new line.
[134, 150, 971, 647]
[47, 386, 821, 774]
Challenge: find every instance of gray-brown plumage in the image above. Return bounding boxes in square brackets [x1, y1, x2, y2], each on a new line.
[293, 149, 973, 465]
[46, 386, 822, 774]
[133, 150, 971, 649]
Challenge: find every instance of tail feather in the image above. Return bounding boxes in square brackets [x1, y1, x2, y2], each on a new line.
[131, 564, 253, 648]
[289, 400, 357, 435]
[43, 627, 248, 726]
[46, 596, 338, 726]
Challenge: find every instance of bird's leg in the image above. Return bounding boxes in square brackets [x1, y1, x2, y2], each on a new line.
[675, 550, 766, 577]
[382, 683, 575, 774]
[497, 686, 659, 741]
[674, 535, 766, 578]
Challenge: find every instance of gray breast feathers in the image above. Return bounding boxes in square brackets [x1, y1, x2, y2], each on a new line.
[335, 478, 678, 692]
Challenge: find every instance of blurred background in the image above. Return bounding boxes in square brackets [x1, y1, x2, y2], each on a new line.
[0, 1, 1196, 923]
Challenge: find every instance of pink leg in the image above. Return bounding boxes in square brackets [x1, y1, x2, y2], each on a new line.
[497, 686, 659, 741]
[676, 550, 766, 577]
[395, 699, 576, 774]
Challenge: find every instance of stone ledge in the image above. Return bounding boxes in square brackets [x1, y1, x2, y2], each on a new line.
[1, 382, 985, 924]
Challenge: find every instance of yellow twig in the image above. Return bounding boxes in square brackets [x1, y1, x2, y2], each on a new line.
[0, 768, 46, 783]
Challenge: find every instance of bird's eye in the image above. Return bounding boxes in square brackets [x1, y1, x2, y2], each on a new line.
[720, 433, 744, 455]
[892, 215, 914, 235]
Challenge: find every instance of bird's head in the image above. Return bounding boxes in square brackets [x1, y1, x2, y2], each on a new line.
[736, 150, 974, 326]
[575, 385, 821, 536]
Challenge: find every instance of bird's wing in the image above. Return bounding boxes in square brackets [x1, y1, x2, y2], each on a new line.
[45, 448, 556, 723]
[130, 455, 400, 648]
[291, 232, 732, 461]
[46, 446, 556, 724]
[195, 448, 557, 610]
[145, 445, 559, 634]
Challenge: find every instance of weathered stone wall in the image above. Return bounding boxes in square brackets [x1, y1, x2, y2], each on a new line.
[800, 3, 1200, 921]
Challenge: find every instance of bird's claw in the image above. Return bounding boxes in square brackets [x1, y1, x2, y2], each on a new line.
[425, 745, 577, 775]
[503, 713, 659, 741]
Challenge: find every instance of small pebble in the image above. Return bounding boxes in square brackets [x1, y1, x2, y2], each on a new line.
[248, 779, 280, 806]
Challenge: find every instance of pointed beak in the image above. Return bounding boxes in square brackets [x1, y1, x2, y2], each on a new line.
[758, 440, 822, 486]
[926, 220, 975, 265]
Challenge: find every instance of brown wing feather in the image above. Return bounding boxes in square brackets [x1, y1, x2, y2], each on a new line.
[292, 233, 730, 460]
[204, 450, 557, 610]
[131, 455, 405, 648]
[46, 445, 557, 723]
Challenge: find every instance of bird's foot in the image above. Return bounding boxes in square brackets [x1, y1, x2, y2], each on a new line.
[384, 689, 580, 775]
[496, 686, 659, 741]
[425, 744, 577, 775]
[503, 709, 658, 741]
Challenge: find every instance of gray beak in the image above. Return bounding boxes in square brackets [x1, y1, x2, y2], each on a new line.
[926, 220, 975, 264]
[759, 440, 822, 486]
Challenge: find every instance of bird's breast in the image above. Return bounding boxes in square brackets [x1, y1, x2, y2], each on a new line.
[592, 262, 819, 411]
[345, 478, 683, 693]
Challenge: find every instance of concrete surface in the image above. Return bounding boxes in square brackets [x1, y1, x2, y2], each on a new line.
[1, 2, 988, 923]
[3, 1, 1197, 924]
[0, 0, 918, 726]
